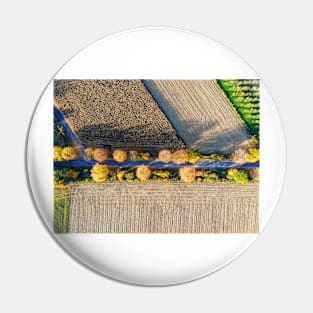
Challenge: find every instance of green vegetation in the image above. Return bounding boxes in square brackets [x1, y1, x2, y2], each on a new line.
[54, 187, 70, 233]
[208, 154, 225, 161]
[188, 149, 201, 163]
[152, 169, 170, 179]
[54, 145, 259, 165]
[124, 171, 136, 182]
[54, 167, 91, 185]
[140, 152, 150, 160]
[203, 172, 219, 182]
[217, 79, 260, 138]
[53, 166, 256, 185]
[129, 150, 140, 160]
[227, 168, 249, 184]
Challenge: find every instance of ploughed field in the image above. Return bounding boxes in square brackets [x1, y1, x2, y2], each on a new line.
[68, 182, 259, 233]
[143, 80, 251, 154]
[54, 80, 185, 152]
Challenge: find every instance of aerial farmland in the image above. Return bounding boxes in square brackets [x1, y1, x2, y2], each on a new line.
[53, 79, 260, 233]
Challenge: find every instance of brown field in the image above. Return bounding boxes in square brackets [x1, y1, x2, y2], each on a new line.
[145, 80, 251, 154]
[68, 182, 259, 233]
[54, 80, 185, 151]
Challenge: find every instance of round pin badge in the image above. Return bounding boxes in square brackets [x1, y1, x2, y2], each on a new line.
[27, 27, 285, 285]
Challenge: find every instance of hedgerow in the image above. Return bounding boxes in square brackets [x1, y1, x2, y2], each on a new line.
[53, 166, 255, 185]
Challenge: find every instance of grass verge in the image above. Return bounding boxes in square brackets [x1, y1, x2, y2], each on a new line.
[54, 187, 70, 233]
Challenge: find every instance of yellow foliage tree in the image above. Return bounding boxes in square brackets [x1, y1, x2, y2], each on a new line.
[93, 147, 109, 162]
[91, 164, 109, 182]
[54, 146, 63, 161]
[158, 149, 172, 163]
[136, 165, 152, 181]
[179, 167, 197, 182]
[113, 149, 127, 163]
[61, 146, 78, 161]
[171, 149, 188, 165]
[246, 148, 260, 163]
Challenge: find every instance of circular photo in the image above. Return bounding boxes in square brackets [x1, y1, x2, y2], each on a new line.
[27, 28, 284, 285]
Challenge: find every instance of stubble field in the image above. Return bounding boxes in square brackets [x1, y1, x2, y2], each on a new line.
[68, 182, 259, 233]
[144, 80, 252, 154]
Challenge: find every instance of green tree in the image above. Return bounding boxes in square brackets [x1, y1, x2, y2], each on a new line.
[227, 168, 249, 184]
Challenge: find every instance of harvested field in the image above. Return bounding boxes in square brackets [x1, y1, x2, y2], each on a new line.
[68, 182, 259, 233]
[54, 80, 185, 152]
[143, 80, 251, 154]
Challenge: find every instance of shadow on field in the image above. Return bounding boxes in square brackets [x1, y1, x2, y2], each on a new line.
[75, 123, 186, 153]
[75, 121, 248, 155]
[143, 79, 250, 154]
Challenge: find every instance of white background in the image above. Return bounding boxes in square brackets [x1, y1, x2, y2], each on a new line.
[0, 0, 312, 312]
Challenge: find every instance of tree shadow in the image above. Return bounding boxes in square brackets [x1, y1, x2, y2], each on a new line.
[76, 123, 186, 154]
[73, 120, 250, 155]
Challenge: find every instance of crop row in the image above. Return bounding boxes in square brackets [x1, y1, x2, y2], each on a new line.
[217, 79, 260, 138]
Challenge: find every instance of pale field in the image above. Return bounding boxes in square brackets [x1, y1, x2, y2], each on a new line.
[68, 182, 259, 233]
[144, 80, 252, 154]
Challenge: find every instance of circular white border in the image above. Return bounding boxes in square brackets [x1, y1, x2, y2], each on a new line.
[26, 27, 285, 286]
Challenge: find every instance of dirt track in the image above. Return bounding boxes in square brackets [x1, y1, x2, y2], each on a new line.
[68, 182, 259, 233]
[144, 80, 251, 154]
